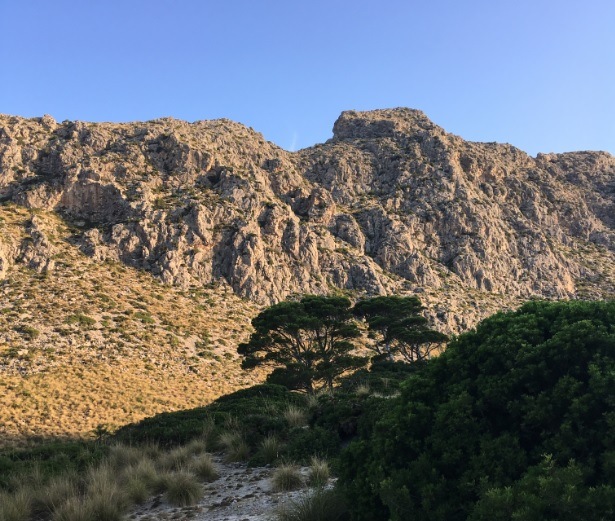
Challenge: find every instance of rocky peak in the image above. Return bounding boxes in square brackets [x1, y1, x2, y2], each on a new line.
[331, 108, 444, 141]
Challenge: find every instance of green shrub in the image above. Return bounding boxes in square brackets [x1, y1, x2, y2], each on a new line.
[339, 300, 615, 521]
[17, 325, 40, 340]
[113, 384, 297, 447]
[0, 441, 105, 490]
[285, 427, 340, 463]
[65, 314, 96, 327]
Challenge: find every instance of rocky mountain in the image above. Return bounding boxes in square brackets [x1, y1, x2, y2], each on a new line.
[0, 108, 613, 440]
[1, 108, 613, 326]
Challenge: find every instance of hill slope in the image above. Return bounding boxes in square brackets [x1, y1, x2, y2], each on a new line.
[0, 205, 259, 443]
[0, 108, 613, 440]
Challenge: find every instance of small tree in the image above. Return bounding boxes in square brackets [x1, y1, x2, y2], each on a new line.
[238, 295, 367, 393]
[353, 295, 447, 363]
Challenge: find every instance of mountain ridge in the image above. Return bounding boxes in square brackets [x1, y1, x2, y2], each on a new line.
[1, 108, 613, 329]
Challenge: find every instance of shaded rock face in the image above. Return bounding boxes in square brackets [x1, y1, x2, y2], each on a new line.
[0, 109, 613, 330]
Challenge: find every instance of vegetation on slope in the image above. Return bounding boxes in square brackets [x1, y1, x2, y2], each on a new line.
[339, 300, 615, 520]
[0, 205, 260, 444]
[2, 299, 613, 520]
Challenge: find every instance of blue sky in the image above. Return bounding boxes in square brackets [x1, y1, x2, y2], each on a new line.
[1, 0, 613, 155]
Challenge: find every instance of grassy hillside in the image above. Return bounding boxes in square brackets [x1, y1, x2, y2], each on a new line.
[0, 205, 264, 444]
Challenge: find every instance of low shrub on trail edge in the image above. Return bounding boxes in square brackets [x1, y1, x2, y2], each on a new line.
[339, 300, 615, 521]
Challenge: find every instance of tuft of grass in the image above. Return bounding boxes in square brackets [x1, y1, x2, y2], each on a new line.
[124, 477, 150, 505]
[163, 471, 202, 507]
[157, 445, 192, 471]
[124, 458, 158, 490]
[305, 394, 319, 410]
[84, 464, 128, 521]
[35, 474, 78, 515]
[185, 438, 208, 455]
[283, 405, 307, 428]
[107, 444, 144, 470]
[223, 415, 242, 431]
[260, 435, 282, 465]
[52, 497, 94, 521]
[226, 439, 250, 462]
[190, 453, 218, 482]
[307, 457, 330, 487]
[0, 488, 33, 521]
[272, 463, 304, 492]
[354, 383, 371, 397]
[218, 430, 250, 462]
[276, 487, 348, 521]
[201, 416, 216, 449]
[218, 430, 242, 451]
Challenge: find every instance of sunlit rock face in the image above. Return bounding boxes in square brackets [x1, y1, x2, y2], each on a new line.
[1, 109, 613, 331]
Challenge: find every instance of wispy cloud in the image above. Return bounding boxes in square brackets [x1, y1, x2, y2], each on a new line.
[288, 132, 298, 152]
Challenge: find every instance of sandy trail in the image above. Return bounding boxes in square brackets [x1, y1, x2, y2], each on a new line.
[129, 454, 322, 521]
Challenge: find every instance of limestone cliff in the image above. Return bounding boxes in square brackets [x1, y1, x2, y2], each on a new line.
[1, 108, 613, 331]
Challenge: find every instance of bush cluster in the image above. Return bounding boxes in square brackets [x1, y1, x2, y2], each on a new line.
[339, 300, 615, 520]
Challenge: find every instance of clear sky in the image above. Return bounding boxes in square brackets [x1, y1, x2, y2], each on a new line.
[1, 0, 613, 155]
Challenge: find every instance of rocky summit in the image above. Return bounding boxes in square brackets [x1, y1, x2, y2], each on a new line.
[1, 108, 613, 328]
[0, 108, 613, 438]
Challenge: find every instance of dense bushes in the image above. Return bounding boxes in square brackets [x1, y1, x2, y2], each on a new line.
[338, 300, 615, 520]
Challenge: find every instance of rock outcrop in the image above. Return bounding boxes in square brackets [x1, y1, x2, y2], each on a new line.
[1, 109, 613, 330]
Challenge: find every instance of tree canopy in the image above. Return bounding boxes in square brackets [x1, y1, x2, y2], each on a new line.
[339, 300, 615, 521]
[353, 295, 448, 362]
[237, 295, 367, 393]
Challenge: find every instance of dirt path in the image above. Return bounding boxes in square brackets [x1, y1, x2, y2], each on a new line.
[129, 455, 321, 521]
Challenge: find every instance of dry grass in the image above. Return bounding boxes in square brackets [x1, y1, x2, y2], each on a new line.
[107, 444, 144, 470]
[84, 464, 128, 520]
[185, 438, 208, 455]
[272, 463, 304, 492]
[307, 457, 330, 487]
[283, 405, 308, 428]
[305, 394, 319, 410]
[218, 431, 250, 463]
[51, 497, 94, 521]
[157, 445, 193, 471]
[260, 435, 282, 465]
[35, 474, 79, 515]
[123, 477, 150, 504]
[190, 453, 219, 482]
[0, 206, 264, 445]
[228, 443, 250, 462]
[0, 488, 32, 521]
[123, 457, 159, 491]
[354, 383, 371, 396]
[0, 440, 224, 520]
[161, 471, 202, 506]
